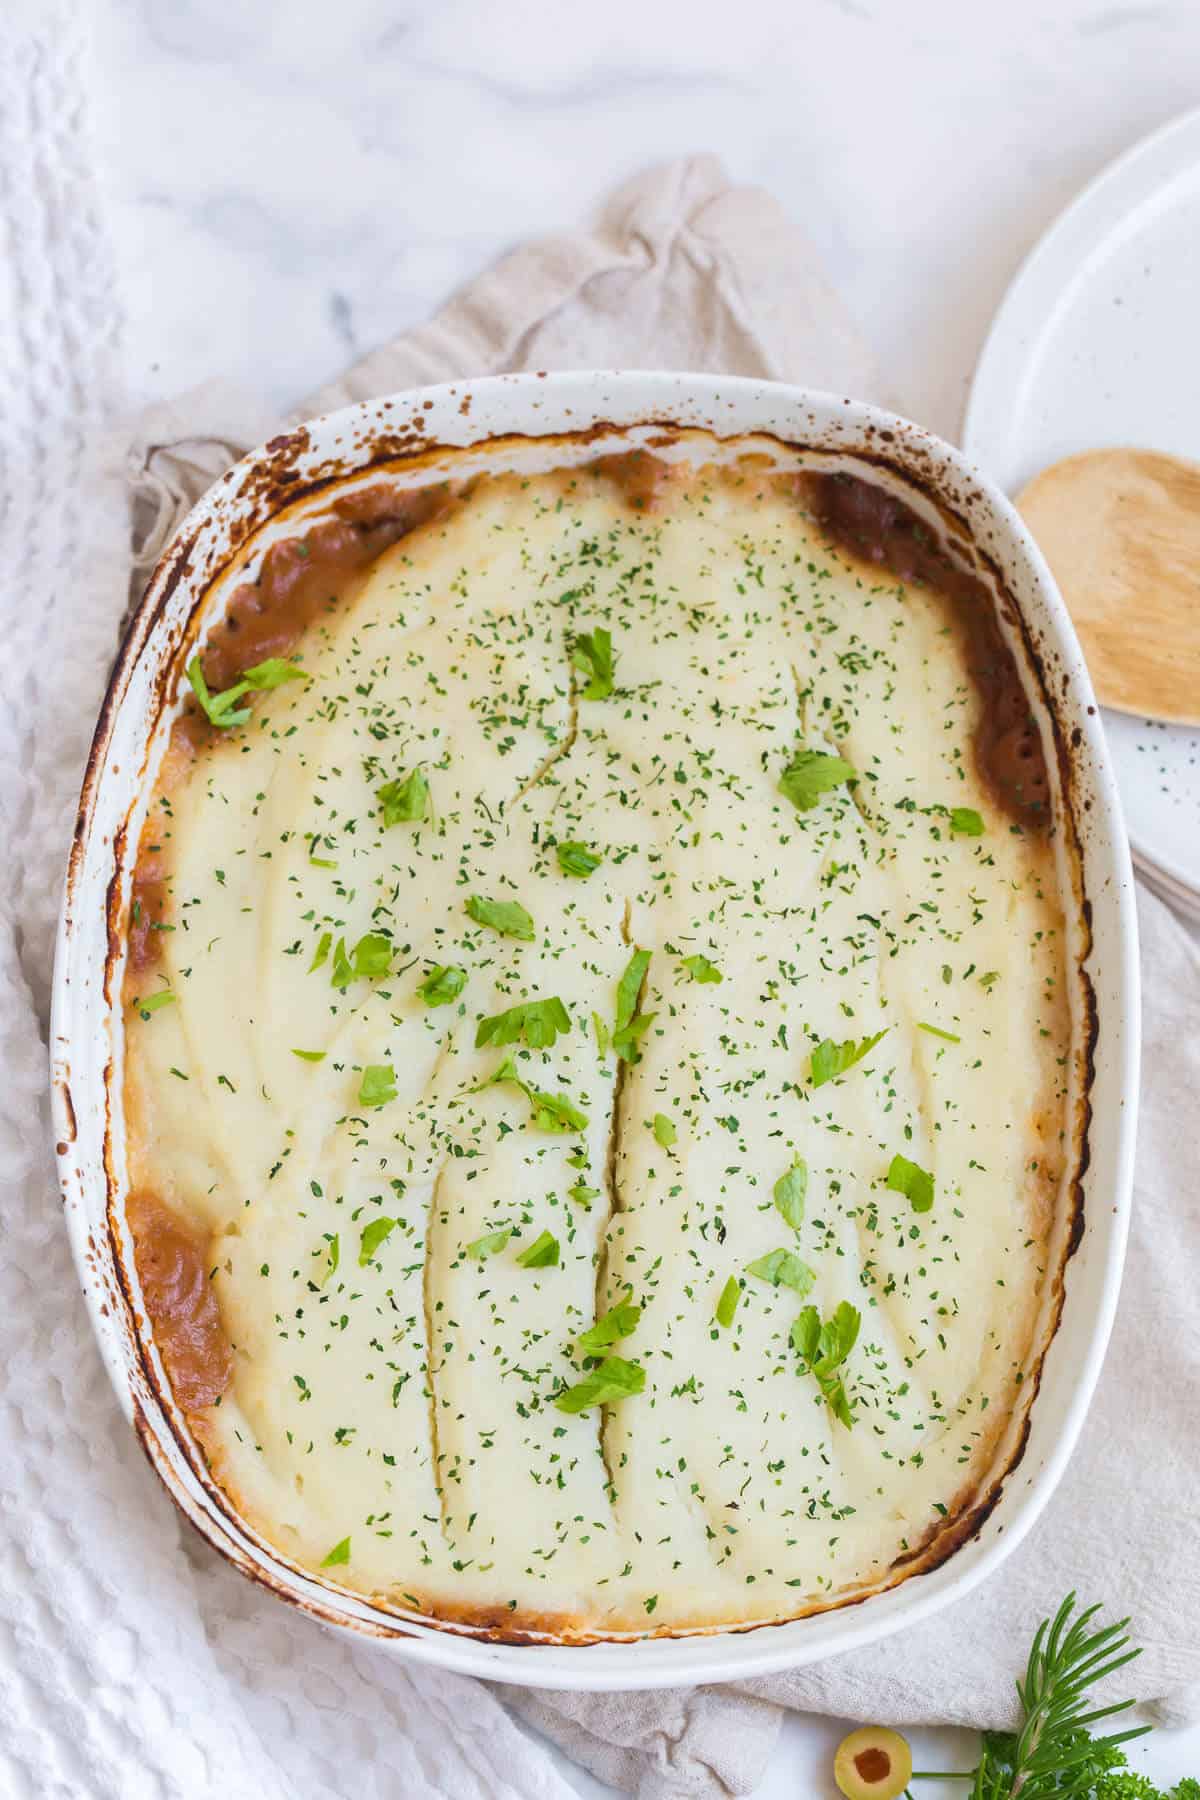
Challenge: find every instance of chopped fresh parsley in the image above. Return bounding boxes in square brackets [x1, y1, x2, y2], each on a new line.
[465, 1229, 511, 1260]
[554, 1354, 645, 1413]
[614, 947, 656, 1064]
[567, 1181, 600, 1208]
[571, 626, 615, 701]
[314, 1234, 339, 1287]
[186, 654, 307, 729]
[779, 746, 856, 813]
[578, 1300, 641, 1355]
[320, 1537, 351, 1568]
[773, 1157, 807, 1231]
[359, 1217, 397, 1264]
[792, 1300, 860, 1427]
[809, 1028, 888, 1087]
[309, 932, 331, 973]
[887, 1151, 934, 1213]
[714, 1276, 741, 1328]
[950, 806, 985, 836]
[556, 840, 603, 878]
[377, 768, 429, 826]
[475, 1055, 588, 1133]
[291, 1048, 326, 1063]
[526, 1088, 588, 1134]
[331, 931, 392, 991]
[465, 894, 535, 940]
[418, 963, 466, 1007]
[680, 953, 722, 984]
[918, 1020, 961, 1043]
[746, 1248, 816, 1296]
[652, 1112, 676, 1149]
[475, 996, 570, 1051]
[358, 1064, 397, 1108]
[136, 989, 175, 1019]
[515, 1228, 559, 1269]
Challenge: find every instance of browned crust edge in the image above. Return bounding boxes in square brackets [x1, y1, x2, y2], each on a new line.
[85, 415, 1097, 1650]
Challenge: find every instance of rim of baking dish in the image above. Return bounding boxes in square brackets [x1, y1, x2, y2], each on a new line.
[50, 371, 1139, 1690]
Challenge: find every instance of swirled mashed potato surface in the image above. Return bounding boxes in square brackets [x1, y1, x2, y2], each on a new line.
[123, 450, 1073, 1637]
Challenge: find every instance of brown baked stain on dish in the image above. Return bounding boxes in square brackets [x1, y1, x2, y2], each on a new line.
[100, 430, 1093, 1646]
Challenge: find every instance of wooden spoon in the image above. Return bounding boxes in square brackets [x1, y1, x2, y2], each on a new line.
[1017, 447, 1200, 726]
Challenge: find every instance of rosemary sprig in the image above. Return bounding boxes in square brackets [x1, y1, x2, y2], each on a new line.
[911, 1594, 1149, 1799]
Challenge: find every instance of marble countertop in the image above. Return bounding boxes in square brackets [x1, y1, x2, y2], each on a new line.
[88, 2, 1200, 1794]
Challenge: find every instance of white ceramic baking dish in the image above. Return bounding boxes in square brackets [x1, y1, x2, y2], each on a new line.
[51, 372, 1139, 1691]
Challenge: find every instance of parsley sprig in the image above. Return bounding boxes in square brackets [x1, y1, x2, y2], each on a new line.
[792, 1300, 860, 1427]
[475, 1055, 588, 1133]
[554, 1355, 644, 1413]
[613, 947, 656, 1064]
[377, 768, 429, 825]
[187, 654, 307, 728]
[572, 626, 615, 700]
[465, 895, 536, 941]
[475, 996, 570, 1051]
[779, 746, 856, 812]
[810, 1029, 888, 1087]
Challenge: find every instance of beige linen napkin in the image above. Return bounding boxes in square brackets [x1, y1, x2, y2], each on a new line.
[118, 156, 1200, 1798]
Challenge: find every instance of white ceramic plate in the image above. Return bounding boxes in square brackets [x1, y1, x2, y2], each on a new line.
[964, 107, 1200, 911]
[53, 371, 1139, 1690]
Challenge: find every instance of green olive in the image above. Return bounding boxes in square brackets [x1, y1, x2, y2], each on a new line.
[833, 1726, 913, 1800]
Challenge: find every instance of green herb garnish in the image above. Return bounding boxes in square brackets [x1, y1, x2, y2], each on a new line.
[187, 654, 307, 729]
[320, 1537, 351, 1568]
[136, 989, 175, 1019]
[475, 996, 570, 1051]
[680, 953, 723, 984]
[746, 1248, 816, 1295]
[773, 1158, 807, 1231]
[314, 1234, 339, 1287]
[652, 1112, 676, 1149]
[331, 931, 392, 991]
[714, 1276, 741, 1328]
[475, 1055, 588, 1133]
[613, 947, 655, 1064]
[809, 1028, 888, 1087]
[465, 895, 535, 940]
[950, 805, 985, 836]
[359, 1217, 397, 1264]
[291, 1048, 326, 1063]
[515, 1229, 559, 1269]
[358, 1064, 397, 1108]
[377, 768, 429, 826]
[554, 1355, 645, 1413]
[418, 964, 466, 1007]
[886, 1151, 934, 1213]
[572, 626, 615, 700]
[779, 747, 856, 813]
[918, 1020, 961, 1043]
[792, 1300, 860, 1427]
[465, 1229, 510, 1260]
[556, 840, 603, 878]
[578, 1300, 641, 1355]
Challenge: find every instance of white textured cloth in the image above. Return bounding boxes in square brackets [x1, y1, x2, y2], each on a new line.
[4, 12, 1198, 1800]
[0, 11, 577, 1800]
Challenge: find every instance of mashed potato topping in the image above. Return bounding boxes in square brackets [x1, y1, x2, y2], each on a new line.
[122, 446, 1075, 1637]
